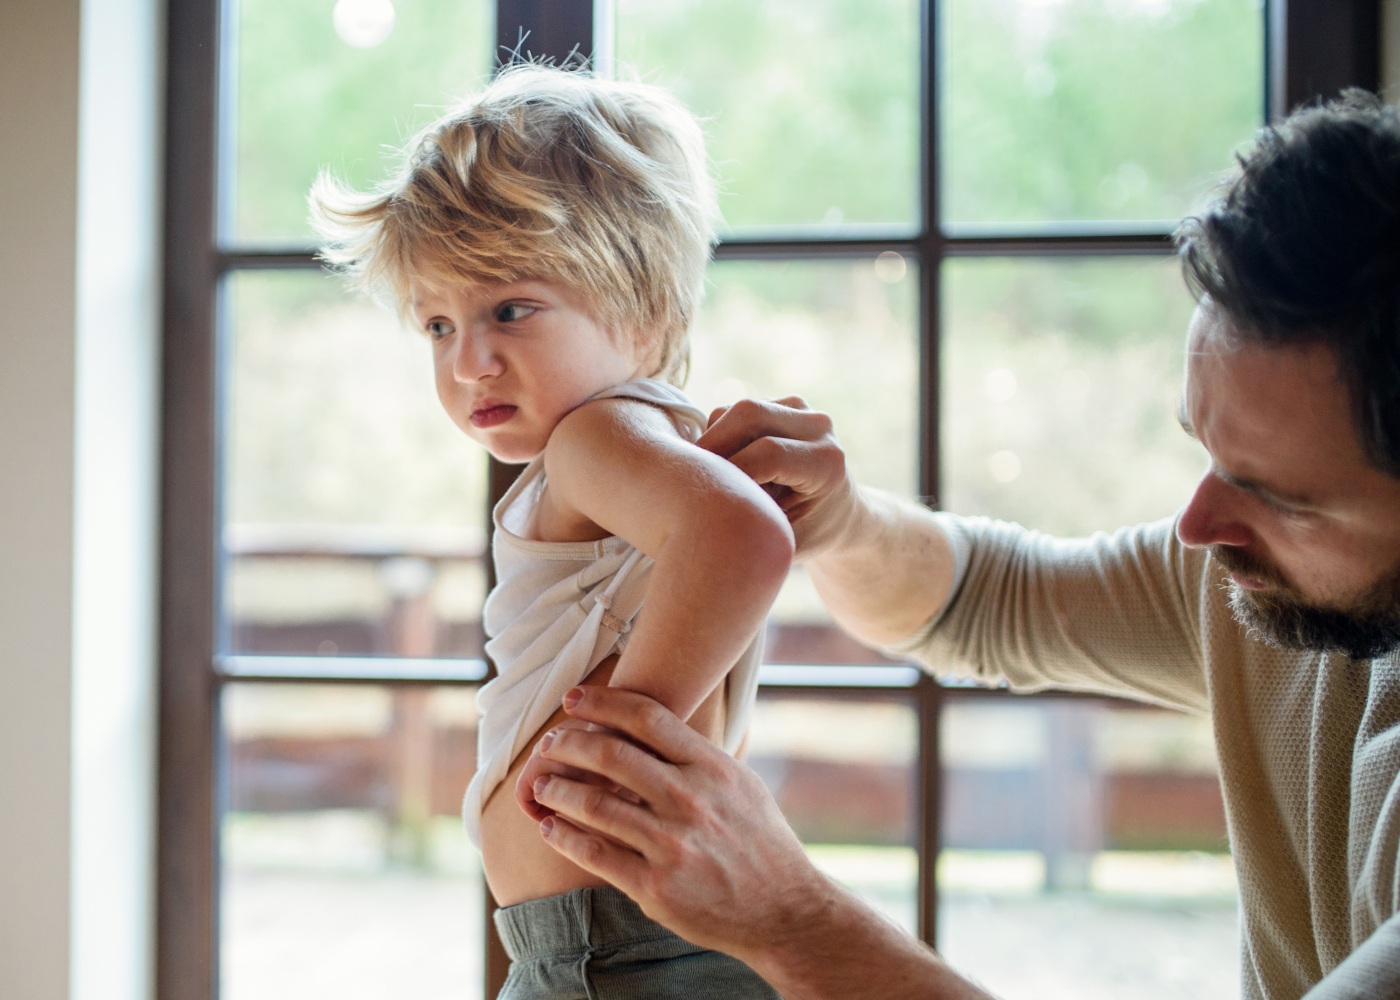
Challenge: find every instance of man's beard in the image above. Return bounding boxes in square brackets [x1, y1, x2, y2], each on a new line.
[1212, 546, 1400, 660]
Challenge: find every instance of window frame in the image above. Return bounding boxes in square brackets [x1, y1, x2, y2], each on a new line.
[156, 1, 1379, 996]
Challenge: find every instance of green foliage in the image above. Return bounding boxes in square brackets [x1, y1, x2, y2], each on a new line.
[943, 0, 1263, 224]
[233, 0, 492, 242]
[616, 0, 921, 230]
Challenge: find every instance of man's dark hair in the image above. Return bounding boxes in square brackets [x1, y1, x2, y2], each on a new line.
[1176, 89, 1400, 477]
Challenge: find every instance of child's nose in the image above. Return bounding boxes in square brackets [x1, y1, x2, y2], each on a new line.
[453, 330, 502, 382]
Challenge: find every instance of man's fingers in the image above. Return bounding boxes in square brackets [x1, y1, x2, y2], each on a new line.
[539, 814, 648, 889]
[696, 396, 821, 459]
[557, 686, 718, 770]
[514, 753, 597, 821]
[696, 398, 839, 499]
[536, 725, 680, 811]
[534, 770, 669, 856]
[724, 435, 834, 493]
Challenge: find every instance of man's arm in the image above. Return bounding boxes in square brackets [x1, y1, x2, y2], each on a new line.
[697, 397, 957, 646]
[531, 686, 998, 1000]
[1302, 916, 1400, 998]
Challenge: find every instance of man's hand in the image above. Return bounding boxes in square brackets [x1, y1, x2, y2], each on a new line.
[529, 685, 825, 955]
[700, 396, 957, 646]
[513, 717, 609, 823]
[529, 685, 997, 1000]
[697, 397, 858, 560]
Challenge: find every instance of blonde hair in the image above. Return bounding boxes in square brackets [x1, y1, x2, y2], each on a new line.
[309, 64, 717, 384]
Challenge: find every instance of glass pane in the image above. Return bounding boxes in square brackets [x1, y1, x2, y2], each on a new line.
[223, 270, 488, 658]
[222, 682, 483, 1000]
[938, 695, 1238, 997]
[752, 691, 919, 933]
[941, 256, 1206, 534]
[615, 0, 921, 235]
[691, 257, 919, 661]
[942, 0, 1264, 227]
[228, 0, 493, 245]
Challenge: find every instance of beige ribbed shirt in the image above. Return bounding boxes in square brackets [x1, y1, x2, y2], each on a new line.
[893, 515, 1400, 1000]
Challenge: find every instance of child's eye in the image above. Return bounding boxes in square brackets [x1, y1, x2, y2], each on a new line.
[496, 302, 537, 323]
[425, 319, 454, 340]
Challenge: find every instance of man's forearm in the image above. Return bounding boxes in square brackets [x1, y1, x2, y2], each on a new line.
[806, 486, 957, 648]
[738, 873, 996, 1000]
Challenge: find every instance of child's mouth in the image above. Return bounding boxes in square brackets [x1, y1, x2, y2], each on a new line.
[471, 404, 518, 428]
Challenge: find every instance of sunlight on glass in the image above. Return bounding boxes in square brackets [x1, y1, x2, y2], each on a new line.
[983, 368, 1018, 402]
[333, 0, 396, 48]
[988, 450, 1022, 483]
[875, 251, 909, 283]
[692, 259, 919, 500]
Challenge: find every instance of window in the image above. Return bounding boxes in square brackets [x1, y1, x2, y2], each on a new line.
[159, 2, 1379, 997]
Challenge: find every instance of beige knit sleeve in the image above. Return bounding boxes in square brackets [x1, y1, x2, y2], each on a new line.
[887, 514, 1210, 713]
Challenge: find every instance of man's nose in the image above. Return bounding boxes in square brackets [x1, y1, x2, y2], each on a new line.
[1176, 470, 1252, 549]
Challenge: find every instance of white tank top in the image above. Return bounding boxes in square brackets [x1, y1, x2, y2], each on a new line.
[461, 378, 765, 845]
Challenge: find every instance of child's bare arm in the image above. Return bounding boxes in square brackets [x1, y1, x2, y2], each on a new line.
[514, 397, 793, 819]
[550, 396, 794, 714]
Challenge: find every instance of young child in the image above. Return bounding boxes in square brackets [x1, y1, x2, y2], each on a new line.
[311, 65, 792, 998]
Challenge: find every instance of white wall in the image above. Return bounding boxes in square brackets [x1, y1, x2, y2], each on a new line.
[69, 0, 163, 995]
[0, 0, 162, 998]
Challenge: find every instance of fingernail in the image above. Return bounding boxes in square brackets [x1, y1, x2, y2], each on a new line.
[539, 730, 555, 752]
[562, 688, 582, 710]
[534, 775, 550, 796]
[540, 816, 554, 837]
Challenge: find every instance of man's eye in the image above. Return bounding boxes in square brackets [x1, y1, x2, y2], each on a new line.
[1260, 494, 1307, 520]
[496, 303, 536, 323]
[425, 320, 454, 339]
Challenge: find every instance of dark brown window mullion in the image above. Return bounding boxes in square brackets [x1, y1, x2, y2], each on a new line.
[1269, 0, 1381, 119]
[158, 0, 223, 993]
[917, 0, 944, 949]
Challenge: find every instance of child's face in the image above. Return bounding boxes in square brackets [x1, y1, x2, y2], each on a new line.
[413, 278, 649, 463]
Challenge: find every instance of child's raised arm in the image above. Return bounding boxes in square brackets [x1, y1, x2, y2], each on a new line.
[516, 395, 794, 815]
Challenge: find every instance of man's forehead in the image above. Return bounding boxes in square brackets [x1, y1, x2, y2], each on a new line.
[1185, 300, 1246, 356]
[1179, 303, 1392, 508]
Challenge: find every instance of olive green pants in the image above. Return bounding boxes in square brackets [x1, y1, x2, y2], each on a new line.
[493, 886, 781, 1000]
